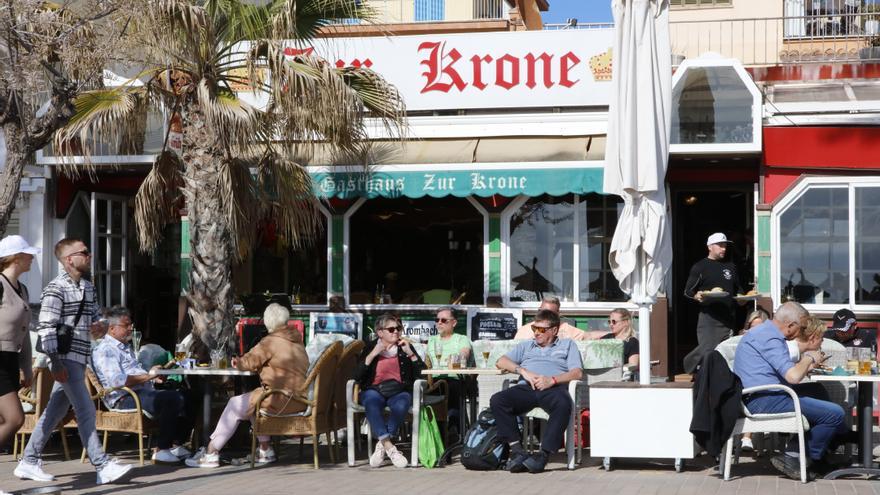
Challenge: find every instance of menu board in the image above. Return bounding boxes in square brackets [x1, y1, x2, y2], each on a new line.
[466, 308, 522, 340]
[308, 312, 363, 341]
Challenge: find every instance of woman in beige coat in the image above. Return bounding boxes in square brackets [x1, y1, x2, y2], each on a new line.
[186, 303, 307, 468]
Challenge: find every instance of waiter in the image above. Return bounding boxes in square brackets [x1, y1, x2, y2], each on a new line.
[682, 232, 743, 373]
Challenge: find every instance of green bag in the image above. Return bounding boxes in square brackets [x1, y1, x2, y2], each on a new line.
[418, 406, 445, 468]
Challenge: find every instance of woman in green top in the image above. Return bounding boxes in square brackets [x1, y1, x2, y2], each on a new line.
[427, 307, 472, 432]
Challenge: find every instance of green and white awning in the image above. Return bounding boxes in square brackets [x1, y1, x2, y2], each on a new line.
[310, 162, 605, 199]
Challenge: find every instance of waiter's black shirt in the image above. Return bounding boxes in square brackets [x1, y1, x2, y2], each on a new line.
[684, 257, 741, 328]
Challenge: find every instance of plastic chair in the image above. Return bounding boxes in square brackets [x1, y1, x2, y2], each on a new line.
[720, 384, 810, 483]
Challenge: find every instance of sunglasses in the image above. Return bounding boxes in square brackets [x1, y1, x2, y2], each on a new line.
[379, 326, 402, 333]
[608, 319, 628, 325]
[531, 324, 556, 334]
[67, 249, 91, 258]
[435, 318, 454, 324]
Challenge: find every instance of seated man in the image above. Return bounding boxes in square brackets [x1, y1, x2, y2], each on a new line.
[514, 296, 586, 340]
[734, 301, 849, 480]
[491, 309, 583, 474]
[426, 307, 472, 430]
[823, 308, 877, 352]
[92, 306, 193, 463]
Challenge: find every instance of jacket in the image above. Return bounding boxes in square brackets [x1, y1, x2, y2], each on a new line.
[236, 328, 309, 416]
[690, 350, 743, 457]
[354, 339, 426, 392]
[0, 275, 31, 379]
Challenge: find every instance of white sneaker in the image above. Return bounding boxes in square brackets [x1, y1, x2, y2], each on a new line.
[152, 449, 182, 464]
[387, 446, 408, 468]
[741, 436, 754, 452]
[14, 459, 55, 482]
[96, 458, 134, 485]
[185, 448, 220, 468]
[169, 445, 192, 458]
[369, 442, 386, 468]
[256, 447, 276, 464]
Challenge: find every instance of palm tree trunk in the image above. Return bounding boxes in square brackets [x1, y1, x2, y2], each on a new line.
[0, 125, 29, 237]
[180, 103, 235, 349]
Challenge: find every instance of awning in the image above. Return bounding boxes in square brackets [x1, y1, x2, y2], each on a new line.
[310, 161, 604, 199]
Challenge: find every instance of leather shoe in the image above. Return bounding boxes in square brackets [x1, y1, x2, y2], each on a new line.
[523, 451, 549, 474]
[810, 453, 851, 478]
[828, 430, 859, 451]
[506, 447, 530, 473]
[770, 455, 811, 481]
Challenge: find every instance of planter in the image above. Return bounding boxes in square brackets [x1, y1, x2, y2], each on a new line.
[859, 46, 880, 60]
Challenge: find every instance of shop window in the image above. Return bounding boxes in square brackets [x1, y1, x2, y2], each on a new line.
[251, 218, 328, 305]
[508, 194, 625, 304]
[415, 0, 444, 21]
[348, 197, 484, 305]
[776, 182, 880, 307]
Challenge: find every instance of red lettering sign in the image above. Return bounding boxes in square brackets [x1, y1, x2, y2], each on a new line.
[560, 52, 581, 88]
[418, 41, 467, 93]
[495, 54, 520, 90]
[525, 53, 553, 89]
[470, 55, 493, 90]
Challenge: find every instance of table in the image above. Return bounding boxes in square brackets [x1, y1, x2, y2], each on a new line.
[421, 368, 505, 465]
[807, 374, 880, 480]
[154, 367, 255, 446]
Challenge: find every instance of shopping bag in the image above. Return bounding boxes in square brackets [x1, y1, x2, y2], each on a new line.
[418, 406, 445, 468]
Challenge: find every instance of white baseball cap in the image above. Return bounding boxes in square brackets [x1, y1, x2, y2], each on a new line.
[0, 235, 41, 258]
[706, 233, 732, 246]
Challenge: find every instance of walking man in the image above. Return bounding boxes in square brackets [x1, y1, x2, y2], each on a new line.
[15, 238, 133, 485]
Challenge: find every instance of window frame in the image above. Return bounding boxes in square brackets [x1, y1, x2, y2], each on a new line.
[343, 196, 489, 311]
[771, 176, 880, 313]
[271, 202, 333, 311]
[501, 194, 636, 312]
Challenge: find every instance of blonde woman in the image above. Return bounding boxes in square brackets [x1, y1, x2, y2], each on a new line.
[587, 308, 639, 369]
[741, 309, 770, 335]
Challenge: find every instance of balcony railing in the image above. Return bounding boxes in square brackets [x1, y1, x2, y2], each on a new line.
[332, 0, 507, 24]
[670, 12, 880, 67]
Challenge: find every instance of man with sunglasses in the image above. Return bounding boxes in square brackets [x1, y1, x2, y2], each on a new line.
[514, 296, 586, 340]
[426, 307, 472, 432]
[823, 308, 877, 354]
[15, 238, 133, 486]
[490, 309, 583, 474]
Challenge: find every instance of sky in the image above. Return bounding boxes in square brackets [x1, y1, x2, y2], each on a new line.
[541, 0, 613, 25]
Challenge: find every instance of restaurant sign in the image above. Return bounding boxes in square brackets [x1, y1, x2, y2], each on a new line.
[236, 29, 614, 111]
[310, 163, 603, 199]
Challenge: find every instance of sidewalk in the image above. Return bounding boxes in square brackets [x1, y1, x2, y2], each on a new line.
[2, 442, 879, 495]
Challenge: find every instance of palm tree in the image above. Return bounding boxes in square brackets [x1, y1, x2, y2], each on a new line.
[54, 0, 405, 348]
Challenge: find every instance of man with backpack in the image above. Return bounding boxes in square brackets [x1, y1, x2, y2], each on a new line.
[490, 309, 583, 473]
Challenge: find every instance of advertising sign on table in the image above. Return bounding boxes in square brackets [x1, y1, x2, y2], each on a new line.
[309, 312, 363, 341]
[467, 308, 522, 340]
[402, 320, 438, 342]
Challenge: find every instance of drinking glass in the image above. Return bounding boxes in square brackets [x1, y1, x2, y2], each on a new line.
[434, 341, 443, 369]
[480, 339, 492, 368]
[210, 349, 227, 369]
[131, 328, 142, 355]
[174, 344, 187, 363]
[450, 353, 461, 370]
[858, 348, 872, 376]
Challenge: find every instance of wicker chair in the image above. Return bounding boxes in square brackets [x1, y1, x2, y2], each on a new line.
[330, 340, 365, 456]
[251, 340, 342, 469]
[84, 367, 157, 466]
[14, 367, 72, 460]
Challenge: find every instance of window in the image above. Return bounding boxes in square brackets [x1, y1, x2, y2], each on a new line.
[507, 194, 625, 304]
[776, 182, 880, 307]
[348, 197, 484, 305]
[251, 218, 328, 305]
[415, 0, 444, 21]
[669, 0, 731, 7]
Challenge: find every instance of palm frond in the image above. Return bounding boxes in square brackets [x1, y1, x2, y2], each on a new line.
[268, 0, 377, 40]
[196, 79, 268, 151]
[134, 150, 184, 251]
[217, 156, 264, 259]
[256, 153, 322, 249]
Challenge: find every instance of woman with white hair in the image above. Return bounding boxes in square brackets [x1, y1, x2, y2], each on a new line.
[187, 303, 307, 468]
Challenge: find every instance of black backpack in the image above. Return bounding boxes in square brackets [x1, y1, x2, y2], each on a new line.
[461, 410, 509, 470]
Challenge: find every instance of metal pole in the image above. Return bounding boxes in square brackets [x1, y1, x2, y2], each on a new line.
[638, 249, 652, 385]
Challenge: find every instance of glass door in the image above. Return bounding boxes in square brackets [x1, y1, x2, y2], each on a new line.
[91, 193, 128, 307]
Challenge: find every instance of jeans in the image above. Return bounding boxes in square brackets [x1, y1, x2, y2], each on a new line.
[117, 388, 192, 450]
[745, 382, 847, 461]
[23, 360, 109, 469]
[490, 383, 572, 453]
[360, 389, 412, 441]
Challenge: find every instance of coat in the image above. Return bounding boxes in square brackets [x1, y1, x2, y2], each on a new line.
[236, 327, 309, 416]
[689, 350, 743, 457]
[354, 339, 426, 392]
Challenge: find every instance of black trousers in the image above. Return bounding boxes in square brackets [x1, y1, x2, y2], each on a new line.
[683, 313, 732, 373]
[490, 383, 572, 453]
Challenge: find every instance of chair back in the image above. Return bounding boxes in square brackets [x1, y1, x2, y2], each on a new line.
[333, 340, 364, 425]
[30, 367, 54, 416]
[300, 340, 342, 419]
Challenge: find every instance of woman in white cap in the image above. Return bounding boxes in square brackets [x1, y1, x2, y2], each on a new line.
[0, 235, 39, 493]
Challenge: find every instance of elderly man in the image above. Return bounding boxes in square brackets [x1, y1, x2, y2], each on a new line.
[92, 306, 193, 464]
[734, 301, 849, 480]
[514, 296, 585, 340]
[426, 307, 472, 430]
[15, 238, 132, 486]
[491, 309, 583, 474]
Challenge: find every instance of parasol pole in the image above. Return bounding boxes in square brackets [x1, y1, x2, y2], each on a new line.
[637, 246, 652, 385]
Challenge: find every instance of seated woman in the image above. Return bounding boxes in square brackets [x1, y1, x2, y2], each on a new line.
[586, 308, 639, 374]
[186, 303, 307, 468]
[355, 313, 425, 469]
[741, 309, 770, 335]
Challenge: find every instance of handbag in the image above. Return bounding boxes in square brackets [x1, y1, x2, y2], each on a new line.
[418, 406, 445, 468]
[372, 379, 406, 398]
[36, 296, 86, 355]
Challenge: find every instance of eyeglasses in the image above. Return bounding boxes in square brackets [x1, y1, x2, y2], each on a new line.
[435, 318, 454, 324]
[531, 324, 556, 334]
[67, 249, 91, 258]
[379, 326, 402, 333]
